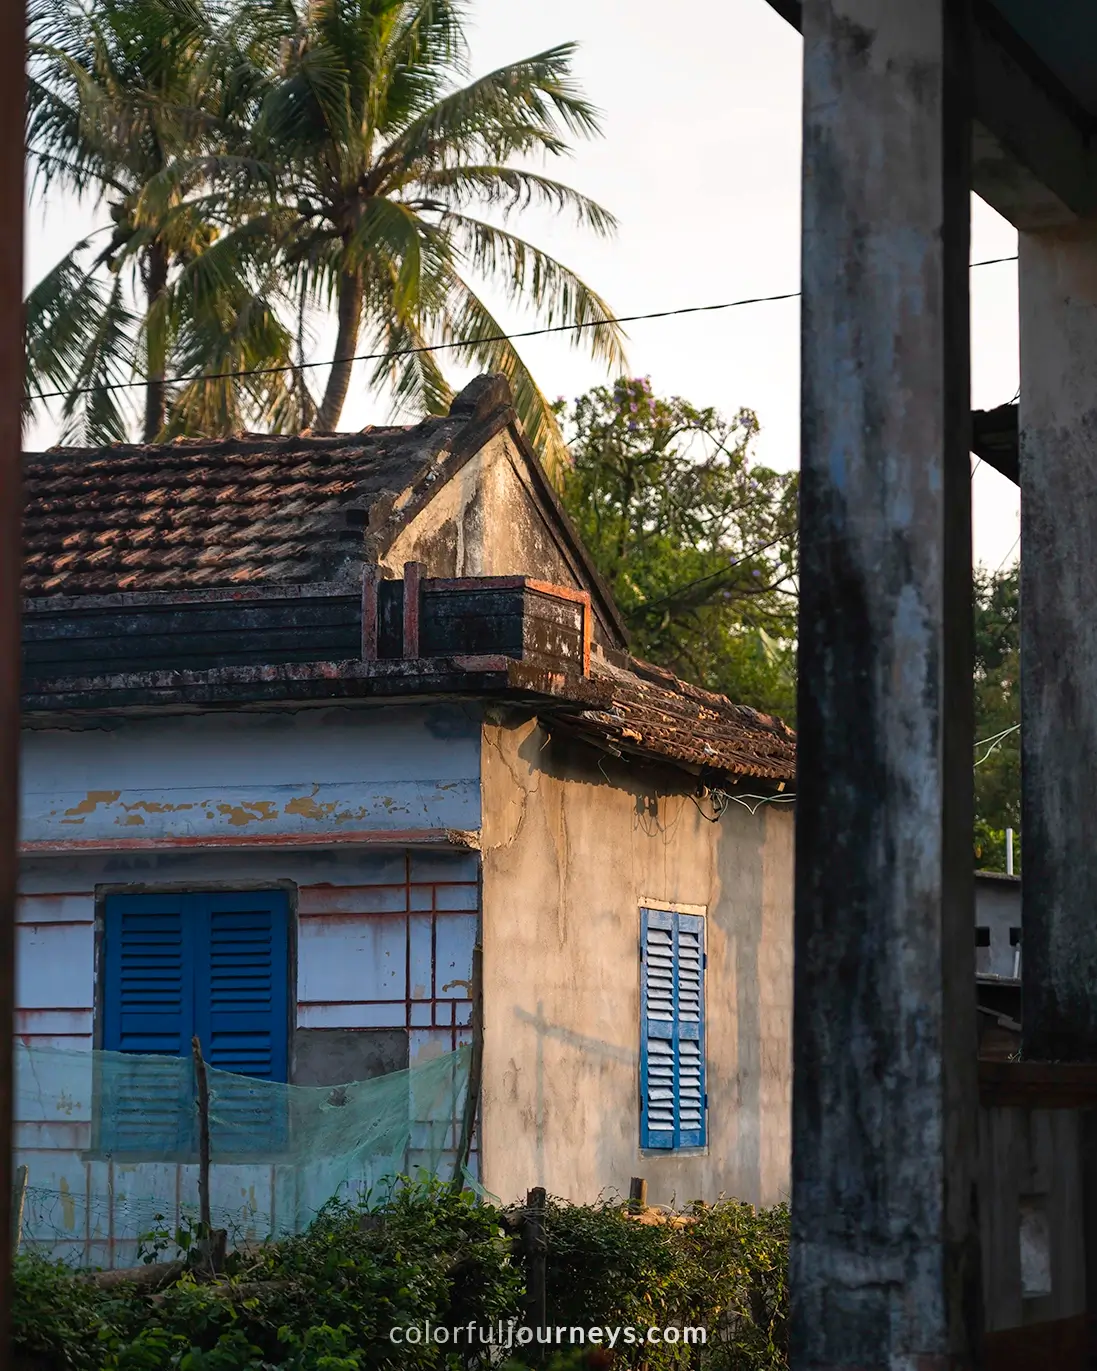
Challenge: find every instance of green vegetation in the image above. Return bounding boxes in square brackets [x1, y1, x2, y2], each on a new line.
[25, 0, 623, 457]
[13, 1180, 789, 1370]
[557, 378, 798, 722]
[973, 564, 1020, 872]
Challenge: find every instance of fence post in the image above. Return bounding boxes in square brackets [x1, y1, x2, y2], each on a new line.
[524, 1186, 547, 1345]
[191, 1036, 212, 1232]
[628, 1176, 647, 1214]
[190, 1037, 226, 1274]
[11, 1164, 26, 1255]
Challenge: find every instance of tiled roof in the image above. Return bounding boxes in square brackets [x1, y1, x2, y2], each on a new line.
[22, 415, 478, 598]
[550, 655, 796, 783]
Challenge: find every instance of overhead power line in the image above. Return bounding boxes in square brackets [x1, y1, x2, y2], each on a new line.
[31, 254, 1020, 405]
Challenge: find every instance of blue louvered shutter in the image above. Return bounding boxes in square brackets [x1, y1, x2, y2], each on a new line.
[196, 891, 289, 1081]
[101, 893, 196, 1154]
[195, 891, 289, 1155]
[640, 909, 707, 1149]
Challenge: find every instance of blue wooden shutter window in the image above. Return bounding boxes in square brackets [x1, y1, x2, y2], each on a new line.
[101, 890, 289, 1156]
[197, 892, 289, 1081]
[640, 909, 706, 1150]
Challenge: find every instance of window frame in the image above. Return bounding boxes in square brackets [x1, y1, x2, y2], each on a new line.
[638, 901, 708, 1154]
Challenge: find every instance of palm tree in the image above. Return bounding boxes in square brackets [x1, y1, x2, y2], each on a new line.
[236, 0, 626, 464]
[25, 0, 297, 444]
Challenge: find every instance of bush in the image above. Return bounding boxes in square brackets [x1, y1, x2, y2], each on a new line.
[13, 1183, 788, 1370]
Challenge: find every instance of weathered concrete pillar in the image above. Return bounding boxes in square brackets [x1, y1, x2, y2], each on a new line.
[1020, 224, 1097, 1061]
[793, 1, 980, 1366]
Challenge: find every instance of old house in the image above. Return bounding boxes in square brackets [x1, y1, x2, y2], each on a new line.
[15, 374, 795, 1265]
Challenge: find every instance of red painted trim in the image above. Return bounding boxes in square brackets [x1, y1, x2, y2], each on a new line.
[525, 580, 592, 607]
[16, 1007, 92, 1014]
[15, 920, 94, 929]
[424, 574, 591, 608]
[360, 565, 379, 661]
[301, 910, 476, 925]
[402, 561, 423, 658]
[298, 880, 477, 891]
[17, 890, 96, 898]
[298, 999, 471, 1006]
[20, 828, 480, 855]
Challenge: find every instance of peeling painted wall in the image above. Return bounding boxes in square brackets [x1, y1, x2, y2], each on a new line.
[20, 704, 481, 846]
[478, 711, 794, 1207]
[384, 432, 616, 643]
[15, 843, 478, 1266]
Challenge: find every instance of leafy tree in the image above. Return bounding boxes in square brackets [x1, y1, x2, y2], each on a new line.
[973, 563, 1020, 871]
[25, 0, 294, 444]
[230, 0, 625, 461]
[557, 378, 798, 721]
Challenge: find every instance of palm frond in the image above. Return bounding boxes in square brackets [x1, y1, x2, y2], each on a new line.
[434, 272, 572, 477]
[442, 211, 626, 372]
[377, 45, 603, 180]
[410, 165, 616, 234]
[362, 275, 454, 418]
[23, 242, 121, 414]
[58, 274, 136, 447]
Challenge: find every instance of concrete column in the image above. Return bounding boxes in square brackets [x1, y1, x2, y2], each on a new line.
[1020, 224, 1097, 1061]
[793, 2, 980, 1366]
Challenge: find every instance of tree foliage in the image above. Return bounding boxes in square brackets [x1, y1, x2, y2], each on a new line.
[973, 563, 1020, 872]
[24, 0, 624, 461]
[557, 379, 798, 722]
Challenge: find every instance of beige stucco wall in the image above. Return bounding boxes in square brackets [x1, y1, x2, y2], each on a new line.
[384, 431, 619, 645]
[479, 710, 794, 1209]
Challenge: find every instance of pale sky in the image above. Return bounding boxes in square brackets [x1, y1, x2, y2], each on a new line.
[24, 0, 1021, 570]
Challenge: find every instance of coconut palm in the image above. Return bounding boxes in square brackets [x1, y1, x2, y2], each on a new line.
[24, 0, 297, 444]
[236, 0, 625, 464]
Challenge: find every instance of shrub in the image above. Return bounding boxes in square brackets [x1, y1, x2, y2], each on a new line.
[13, 1184, 788, 1370]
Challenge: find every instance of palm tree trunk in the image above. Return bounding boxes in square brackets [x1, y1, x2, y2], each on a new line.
[143, 242, 169, 443]
[317, 268, 364, 432]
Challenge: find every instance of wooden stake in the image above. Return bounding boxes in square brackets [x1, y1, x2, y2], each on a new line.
[628, 1176, 647, 1213]
[11, 1164, 26, 1255]
[524, 1186, 547, 1342]
[191, 1037, 212, 1232]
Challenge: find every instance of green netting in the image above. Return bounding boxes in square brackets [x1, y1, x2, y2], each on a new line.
[14, 1042, 473, 1266]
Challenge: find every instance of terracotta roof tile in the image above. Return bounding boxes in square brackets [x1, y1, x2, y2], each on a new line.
[22, 419, 468, 597]
[549, 655, 796, 784]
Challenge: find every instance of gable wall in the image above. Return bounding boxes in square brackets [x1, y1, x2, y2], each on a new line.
[384, 432, 618, 645]
[478, 710, 794, 1208]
